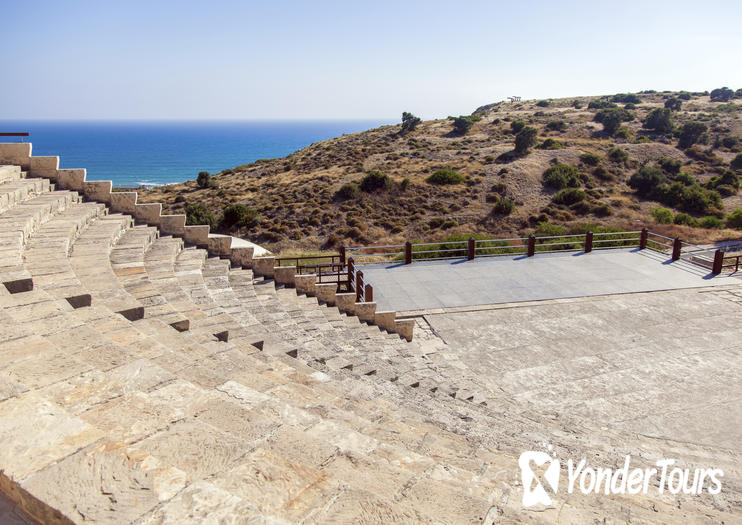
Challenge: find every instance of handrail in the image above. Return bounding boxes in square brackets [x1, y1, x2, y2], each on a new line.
[347, 258, 373, 302]
[0, 132, 29, 143]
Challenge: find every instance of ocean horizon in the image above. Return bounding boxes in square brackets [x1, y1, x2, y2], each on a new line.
[0, 119, 393, 187]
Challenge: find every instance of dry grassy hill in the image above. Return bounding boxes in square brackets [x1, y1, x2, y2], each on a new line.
[138, 89, 742, 253]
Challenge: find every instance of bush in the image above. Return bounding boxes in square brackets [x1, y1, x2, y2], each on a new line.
[710, 87, 734, 102]
[492, 198, 515, 215]
[451, 115, 481, 135]
[196, 171, 213, 188]
[588, 100, 617, 110]
[400, 177, 410, 191]
[643, 108, 674, 133]
[580, 152, 601, 166]
[536, 100, 550, 107]
[552, 188, 587, 205]
[674, 172, 697, 186]
[629, 165, 666, 196]
[543, 163, 581, 189]
[700, 216, 723, 229]
[726, 208, 742, 228]
[611, 93, 641, 104]
[360, 170, 391, 192]
[538, 138, 563, 150]
[608, 147, 630, 165]
[185, 203, 217, 230]
[427, 168, 464, 185]
[220, 203, 258, 230]
[651, 207, 674, 224]
[664, 97, 682, 111]
[514, 126, 538, 155]
[657, 156, 682, 174]
[594, 108, 634, 136]
[731, 153, 742, 171]
[678, 92, 692, 100]
[400, 112, 422, 133]
[678, 122, 708, 149]
[592, 202, 613, 217]
[546, 120, 567, 132]
[593, 166, 613, 181]
[706, 169, 740, 192]
[673, 213, 698, 226]
[511, 120, 526, 133]
[336, 182, 359, 200]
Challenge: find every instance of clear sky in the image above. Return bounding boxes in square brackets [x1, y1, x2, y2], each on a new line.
[2, 0, 741, 120]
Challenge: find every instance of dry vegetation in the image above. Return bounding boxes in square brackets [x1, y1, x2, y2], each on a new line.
[138, 89, 742, 252]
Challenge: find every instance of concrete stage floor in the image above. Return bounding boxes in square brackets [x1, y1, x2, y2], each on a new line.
[361, 248, 735, 313]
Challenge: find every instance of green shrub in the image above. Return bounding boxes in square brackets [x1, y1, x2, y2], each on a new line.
[572, 100, 583, 109]
[643, 108, 674, 133]
[651, 207, 674, 224]
[546, 120, 567, 132]
[674, 172, 696, 186]
[196, 171, 213, 188]
[611, 93, 641, 104]
[400, 177, 410, 191]
[427, 168, 464, 185]
[510, 120, 526, 133]
[710, 87, 734, 102]
[629, 165, 666, 196]
[706, 169, 740, 192]
[536, 100, 550, 107]
[731, 153, 742, 171]
[336, 182, 359, 200]
[592, 202, 613, 217]
[493, 198, 515, 215]
[543, 163, 581, 189]
[451, 115, 481, 135]
[608, 147, 630, 165]
[726, 208, 742, 228]
[678, 92, 692, 100]
[715, 184, 737, 197]
[360, 170, 391, 192]
[552, 188, 587, 205]
[538, 138, 563, 150]
[700, 216, 723, 229]
[614, 127, 631, 139]
[580, 152, 601, 166]
[588, 100, 617, 110]
[593, 166, 613, 181]
[664, 98, 682, 111]
[220, 203, 259, 230]
[658, 157, 682, 174]
[594, 108, 634, 136]
[678, 122, 708, 149]
[514, 126, 538, 155]
[673, 213, 698, 226]
[185, 203, 217, 229]
[401, 111, 421, 133]
[534, 222, 567, 236]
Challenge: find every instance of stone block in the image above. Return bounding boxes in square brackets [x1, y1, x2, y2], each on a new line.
[315, 283, 337, 306]
[134, 203, 162, 225]
[394, 319, 415, 342]
[184, 225, 209, 246]
[28, 156, 59, 179]
[57, 168, 86, 191]
[208, 235, 231, 257]
[252, 257, 276, 278]
[83, 180, 113, 204]
[159, 215, 186, 236]
[335, 293, 356, 314]
[373, 310, 396, 332]
[110, 192, 137, 214]
[294, 274, 316, 296]
[0, 143, 32, 170]
[354, 301, 376, 323]
[274, 266, 296, 287]
[230, 246, 254, 268]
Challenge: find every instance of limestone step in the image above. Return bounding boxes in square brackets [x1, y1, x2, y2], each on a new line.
[0, 165, 21, 184]
[0, 176, 50, 214]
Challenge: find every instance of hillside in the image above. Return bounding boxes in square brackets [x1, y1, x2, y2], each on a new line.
[138, 89, 742, 252]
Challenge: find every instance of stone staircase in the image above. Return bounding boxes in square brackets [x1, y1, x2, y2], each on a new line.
[0, 148, 739, 523]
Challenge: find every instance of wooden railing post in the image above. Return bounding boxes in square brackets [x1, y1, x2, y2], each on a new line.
[356, 271, 363, 301]
[347, 258, 355, 290]
[584, 231, 593, 253]
[527, 235, 535, 257]
[712, 250, 724, 275]
[671, 237, 682, 261]
[467, 237, 475, 260]
[639, 228, 648, 250]
[405, 241, 412, 265]
[339, 246, 346, 265]
[365, 283, 373, 302]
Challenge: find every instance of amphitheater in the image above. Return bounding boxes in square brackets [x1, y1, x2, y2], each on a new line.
[0, 142, 740, 524]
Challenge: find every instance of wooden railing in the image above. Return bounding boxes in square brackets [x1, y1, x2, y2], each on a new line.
[275, 254, 350, 291]
[0, 133, 29, 143]
[347, 258, 373, 302]
[341, 228, 731, 275]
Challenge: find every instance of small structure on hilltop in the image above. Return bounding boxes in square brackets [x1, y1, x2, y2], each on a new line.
[508, 96, 521, 103]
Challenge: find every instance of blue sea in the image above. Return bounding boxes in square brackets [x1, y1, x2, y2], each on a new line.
[0, 120, 391, 187]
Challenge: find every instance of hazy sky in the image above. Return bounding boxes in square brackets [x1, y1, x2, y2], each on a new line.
[3, 0, 741, 120]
